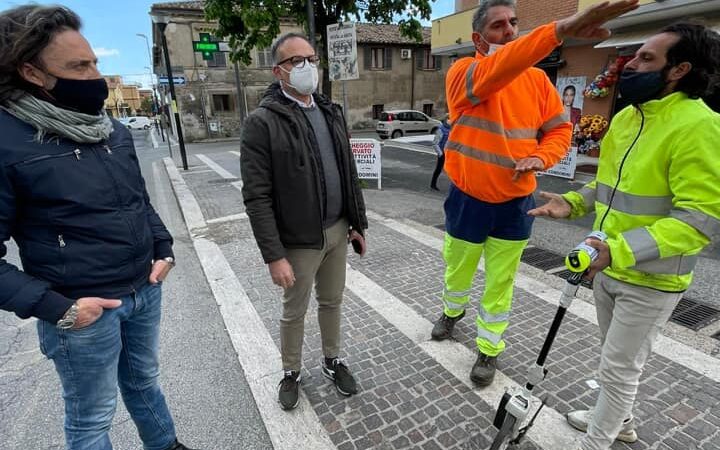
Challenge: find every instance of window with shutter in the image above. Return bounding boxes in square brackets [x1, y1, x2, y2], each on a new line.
[206, 36, 227, 68]
[371, 48, 385, 69]
[256, 47, 273, 68]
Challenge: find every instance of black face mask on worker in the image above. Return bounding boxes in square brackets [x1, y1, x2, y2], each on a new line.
[618, 69, 668, 105]
[46, 76, 109, 115]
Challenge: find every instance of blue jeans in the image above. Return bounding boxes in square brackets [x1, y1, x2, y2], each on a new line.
[38, 282, 177, 450]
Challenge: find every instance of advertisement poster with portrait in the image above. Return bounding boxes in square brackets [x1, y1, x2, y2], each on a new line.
[556, 76, 586, 142]
[540, 77, 586, 179]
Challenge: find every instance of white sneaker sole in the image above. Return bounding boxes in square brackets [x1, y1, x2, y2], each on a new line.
[567, 415, 638, 443]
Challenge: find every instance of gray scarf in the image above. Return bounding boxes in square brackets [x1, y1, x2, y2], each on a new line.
[2, 94, 113, 143]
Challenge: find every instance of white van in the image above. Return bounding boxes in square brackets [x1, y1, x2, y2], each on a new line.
[124, 116, 153, 130]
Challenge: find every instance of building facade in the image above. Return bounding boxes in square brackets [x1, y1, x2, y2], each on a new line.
[150, 1, 449, 140]
[432, 0, 720, 170]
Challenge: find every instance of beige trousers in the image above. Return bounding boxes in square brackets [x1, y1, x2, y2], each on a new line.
[582, 272, 682, 450]
[281, 219, 348, 371]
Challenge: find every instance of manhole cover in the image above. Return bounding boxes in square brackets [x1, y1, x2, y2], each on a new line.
[669, 298, 720, 331]
[208, 178, 240, 184]
[521, 247, 566, 271]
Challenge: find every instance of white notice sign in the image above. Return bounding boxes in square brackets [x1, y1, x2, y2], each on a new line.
[327, 22, 359, 81]
[350, 138, 382, 189]
[542, 146, 578, 179]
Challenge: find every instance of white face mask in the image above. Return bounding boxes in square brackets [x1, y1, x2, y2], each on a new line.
[479, 33, 505, 56]
[281, 63, 319, 96]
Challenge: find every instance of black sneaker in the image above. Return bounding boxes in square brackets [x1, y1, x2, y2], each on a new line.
[470, 352, 497, 386]
[431, 310, 466, 340]
[278, 370, 302, 410]
[322, 358, 358, 396]
[164, 440, 199, 450]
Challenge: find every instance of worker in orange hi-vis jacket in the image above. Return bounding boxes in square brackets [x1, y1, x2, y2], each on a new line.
[431, 0, 640, 388]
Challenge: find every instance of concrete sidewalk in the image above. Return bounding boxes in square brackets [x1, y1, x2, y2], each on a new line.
[165, 151, 720, 450]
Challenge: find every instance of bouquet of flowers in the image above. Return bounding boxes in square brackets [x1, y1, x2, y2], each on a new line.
[583, 56, 633, 99]
[575, 114, 609, 155]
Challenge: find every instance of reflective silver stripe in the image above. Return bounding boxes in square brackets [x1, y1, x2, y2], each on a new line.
[633, 255, 698, 275]
[477, 328, 503, 345]
[466, 62, 480, 105]
[540, 114, 569, 134]
[454, 115, 537, 140]
[623, 228, 660, 263]
[578, 186, 596, 210]
[596, 183, 672, 216]
[445, 140, 516, 169]
[443, 287, 472, 298]
[671, 208, 720, 240]
[443, 299, 467, 311]
[478, 306, 510, 324]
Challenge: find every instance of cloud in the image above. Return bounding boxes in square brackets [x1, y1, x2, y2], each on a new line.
[94, 47, 120, 57]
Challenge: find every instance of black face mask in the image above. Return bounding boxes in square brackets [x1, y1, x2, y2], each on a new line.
[618, 69, 667, 105]
[47, 76, 109, 115]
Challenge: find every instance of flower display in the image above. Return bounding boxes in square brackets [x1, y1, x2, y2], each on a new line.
[575, 114, 609, 155]
[583, 55, 633, 99]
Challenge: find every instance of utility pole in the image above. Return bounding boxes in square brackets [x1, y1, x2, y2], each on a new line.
[153, 15, 189, 170]
[307, 2, 316, 48]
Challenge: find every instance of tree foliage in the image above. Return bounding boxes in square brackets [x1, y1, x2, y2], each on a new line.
[204, 0, 434, 98]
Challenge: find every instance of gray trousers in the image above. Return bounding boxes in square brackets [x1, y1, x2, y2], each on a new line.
[581, 272, 682, 450]
[281, 219, 348, 371]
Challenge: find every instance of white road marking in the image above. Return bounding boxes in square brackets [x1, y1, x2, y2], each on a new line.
[163, 157, 335, 450]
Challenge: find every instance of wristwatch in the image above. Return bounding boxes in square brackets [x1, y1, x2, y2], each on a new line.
[57, 303, 79, 330]
[163, 256, 175, 267]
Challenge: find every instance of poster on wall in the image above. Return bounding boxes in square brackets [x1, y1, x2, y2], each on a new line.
[556, 76, 586, 140]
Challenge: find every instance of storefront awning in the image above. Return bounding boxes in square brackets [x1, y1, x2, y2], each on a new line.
[595, 19, 720, 49]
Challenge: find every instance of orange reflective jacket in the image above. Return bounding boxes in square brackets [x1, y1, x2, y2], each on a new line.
[445, 22, 572, 203]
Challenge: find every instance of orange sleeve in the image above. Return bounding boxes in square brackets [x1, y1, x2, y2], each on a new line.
[446, 22, 562, 116]
[533, 74, 573, 168]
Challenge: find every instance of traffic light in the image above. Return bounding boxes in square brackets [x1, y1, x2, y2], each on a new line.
[153, 45, 162, 67]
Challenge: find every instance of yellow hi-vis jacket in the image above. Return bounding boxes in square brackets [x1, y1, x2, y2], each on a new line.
[563, 92, 720, 291]
[444, 23, 572, 203]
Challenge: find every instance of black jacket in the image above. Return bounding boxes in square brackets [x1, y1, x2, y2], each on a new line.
[240, 82, 367, 263]
[0, 111, 173, 323]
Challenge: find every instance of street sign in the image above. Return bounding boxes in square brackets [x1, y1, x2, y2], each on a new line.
[350, 138, 382, 189]
[541, 146, 578, 179]
[327, 22, 359, 81]
[159, 76, 186, 85]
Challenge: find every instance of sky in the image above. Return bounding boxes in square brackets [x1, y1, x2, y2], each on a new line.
[0, 0, 455, 89]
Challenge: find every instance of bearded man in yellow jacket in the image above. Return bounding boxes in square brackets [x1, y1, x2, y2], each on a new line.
[530, 22, 720, 450]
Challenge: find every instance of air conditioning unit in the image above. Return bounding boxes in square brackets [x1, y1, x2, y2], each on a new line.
[400, 49, 412, 60]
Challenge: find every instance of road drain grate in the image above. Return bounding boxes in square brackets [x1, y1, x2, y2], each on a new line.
[521, 247, 567, 271]
[669, 298, 720, 331]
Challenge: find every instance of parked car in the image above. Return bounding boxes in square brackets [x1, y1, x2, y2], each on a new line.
[376, 110, 441, 139]
[124, 116, 153, 130]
